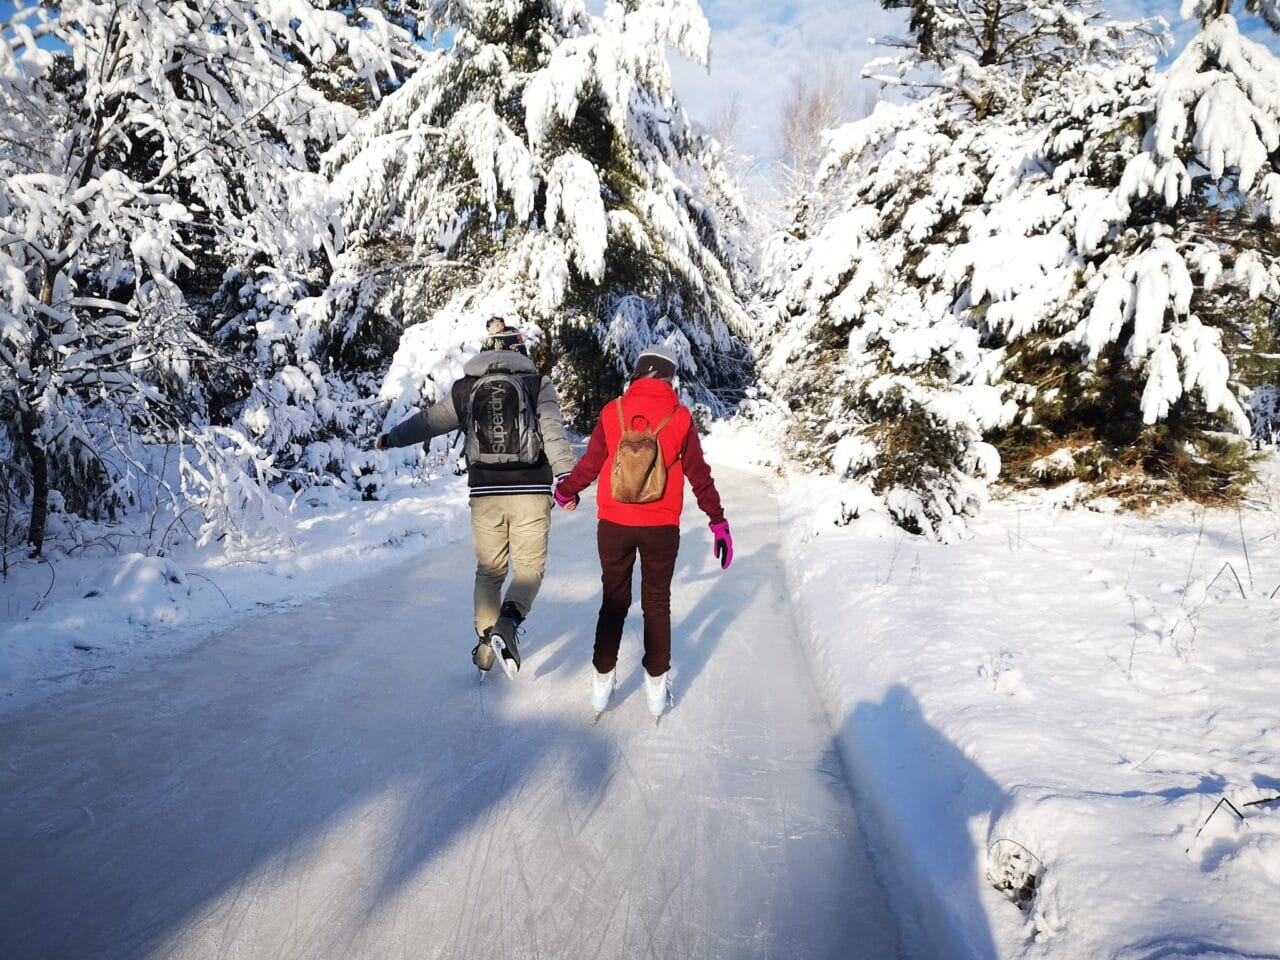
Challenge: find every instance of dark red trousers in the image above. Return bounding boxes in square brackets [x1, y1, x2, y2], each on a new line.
[593, 519, 680, 677]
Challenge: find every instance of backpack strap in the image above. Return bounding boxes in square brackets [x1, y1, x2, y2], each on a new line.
[617, 399, 680, 434]
[522, 373, 542, 412]
[654, 406, 678, 434]
[656, 405, 681, 465]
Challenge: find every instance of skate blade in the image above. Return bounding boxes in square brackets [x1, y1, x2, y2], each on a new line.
[653, 694, 673, 726]
[648, 690, 672, 726]
[491, 637, 519, 680]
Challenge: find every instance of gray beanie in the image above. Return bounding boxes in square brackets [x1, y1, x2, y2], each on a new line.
[631, 344, 678, 381]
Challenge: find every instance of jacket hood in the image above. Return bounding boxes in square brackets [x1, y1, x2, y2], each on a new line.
[625, 376, 679, 404]
[463, 349, 538, 378]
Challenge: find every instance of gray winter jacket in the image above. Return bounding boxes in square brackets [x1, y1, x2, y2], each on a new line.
[383, 350, 576, 497]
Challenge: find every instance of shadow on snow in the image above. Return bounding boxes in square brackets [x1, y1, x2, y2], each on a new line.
[841, 684, 1005, 960]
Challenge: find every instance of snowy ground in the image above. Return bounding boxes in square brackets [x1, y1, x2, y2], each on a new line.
[747, 431, 1280, 960]
[3, 429, 1279, 959]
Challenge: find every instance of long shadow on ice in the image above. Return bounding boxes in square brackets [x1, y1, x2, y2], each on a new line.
[842, 684, 1006, 960]
[0, 551, 618, 960]
[671, 508, 781, 700]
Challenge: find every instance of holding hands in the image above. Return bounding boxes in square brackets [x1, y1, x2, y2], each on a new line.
[554, 478, 579, 511]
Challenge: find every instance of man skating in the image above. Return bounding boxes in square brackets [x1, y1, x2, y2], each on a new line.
[377, 319, 576, 678]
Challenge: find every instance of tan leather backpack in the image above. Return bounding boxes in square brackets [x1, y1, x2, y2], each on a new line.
[610, 399, 679, 504]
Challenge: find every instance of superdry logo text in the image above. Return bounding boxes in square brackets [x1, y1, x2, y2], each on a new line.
[487, 386, 508, 452]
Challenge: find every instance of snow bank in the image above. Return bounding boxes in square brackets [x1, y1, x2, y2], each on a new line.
[719, 418, 1280, 960]
[0, 474, 471, 715]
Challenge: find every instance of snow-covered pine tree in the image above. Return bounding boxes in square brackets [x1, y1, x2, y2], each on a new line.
[0, 1, 413, 553]
[993, 1, 1280, 502]
[937, 0, 1279, 503]
[754, 96, 1004, 541]
[280, 0, 751, 468]
[756, 0, 1150, 538]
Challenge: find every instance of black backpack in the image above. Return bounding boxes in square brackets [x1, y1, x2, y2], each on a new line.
[459, 370, 544, 467]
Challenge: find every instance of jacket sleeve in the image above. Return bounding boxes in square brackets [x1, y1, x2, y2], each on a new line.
[384, 391, 461, 448]
[536, 377, 577, 477]
[557, 418, 607, 497]
[681, 421, 726, 526]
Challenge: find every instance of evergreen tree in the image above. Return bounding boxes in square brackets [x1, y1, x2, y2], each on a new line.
[978, 4, 1278, 501]
[761, 0, 1279, 533]
[269, 0, 752, 472]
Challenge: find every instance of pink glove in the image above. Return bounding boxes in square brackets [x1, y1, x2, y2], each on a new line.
[710, 521, 732, 570]
[553, 479, 579, 509]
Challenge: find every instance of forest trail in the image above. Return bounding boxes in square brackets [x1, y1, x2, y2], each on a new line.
[0, 465, 901, 960]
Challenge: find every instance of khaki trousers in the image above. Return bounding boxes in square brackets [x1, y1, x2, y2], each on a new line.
[469, 494, 552, 637]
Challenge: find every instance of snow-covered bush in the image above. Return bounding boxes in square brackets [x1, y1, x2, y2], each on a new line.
[179, 428, 293, 550]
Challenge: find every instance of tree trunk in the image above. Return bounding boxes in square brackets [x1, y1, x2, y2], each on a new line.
[23, 261, 59, 557]
[21, 403, 48, 558]
[981, 0, 1001, 67]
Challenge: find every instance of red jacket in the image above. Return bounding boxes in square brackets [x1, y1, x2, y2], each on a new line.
[559, 377, 725, 528]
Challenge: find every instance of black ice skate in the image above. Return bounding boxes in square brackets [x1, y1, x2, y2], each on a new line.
[490, 601, 523, 679]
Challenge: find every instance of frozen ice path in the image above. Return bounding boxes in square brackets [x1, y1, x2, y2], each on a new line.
[0, 465, 901, 960]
